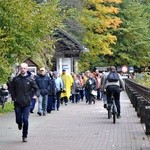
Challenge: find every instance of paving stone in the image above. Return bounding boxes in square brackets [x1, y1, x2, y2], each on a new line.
[0, 91, 150, 150]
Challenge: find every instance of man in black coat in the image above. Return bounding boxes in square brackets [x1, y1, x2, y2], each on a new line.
[10, 63, 40, 142]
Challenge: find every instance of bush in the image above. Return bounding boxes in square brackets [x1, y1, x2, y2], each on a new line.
[0, 101, 14, 115]
[134, 72, 150, 88]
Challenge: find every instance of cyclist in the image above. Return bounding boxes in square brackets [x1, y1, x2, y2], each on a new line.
[101, 66, 125, 118]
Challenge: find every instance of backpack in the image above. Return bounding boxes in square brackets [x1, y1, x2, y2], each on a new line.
[107, 72, 119, 82]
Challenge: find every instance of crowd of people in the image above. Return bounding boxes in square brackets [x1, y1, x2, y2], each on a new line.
[3, 63, 125, 142]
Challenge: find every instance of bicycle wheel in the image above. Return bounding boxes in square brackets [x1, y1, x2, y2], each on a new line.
[112, 106, 116, 124]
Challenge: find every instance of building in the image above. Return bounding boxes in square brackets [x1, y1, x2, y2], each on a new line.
[52, 29, 88, 74]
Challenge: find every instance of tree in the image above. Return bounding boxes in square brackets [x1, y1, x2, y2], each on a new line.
[112, 0, 150, 67]
[78, 0, 122, 71]
[0, 0, 63, 82]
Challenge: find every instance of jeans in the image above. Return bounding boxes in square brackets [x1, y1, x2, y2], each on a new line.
[38, 94, 48, 114]
[15, 105, 30, 138]
[106, 85, 121, 115]
[30, 98, 36, 112]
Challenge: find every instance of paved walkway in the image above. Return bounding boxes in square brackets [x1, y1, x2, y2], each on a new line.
[0, 91, 150, 150]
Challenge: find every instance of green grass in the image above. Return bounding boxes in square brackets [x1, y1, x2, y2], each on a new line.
[0, 101, 14, 115]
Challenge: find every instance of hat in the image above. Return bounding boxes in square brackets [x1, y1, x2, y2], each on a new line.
[40, 67, 45, 71]
[62, 69, 66, 72]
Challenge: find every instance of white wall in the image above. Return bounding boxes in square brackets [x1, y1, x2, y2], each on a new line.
[57, 58, 72, 74]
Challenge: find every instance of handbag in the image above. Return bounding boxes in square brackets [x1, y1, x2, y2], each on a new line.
[91, 90, 97, 96]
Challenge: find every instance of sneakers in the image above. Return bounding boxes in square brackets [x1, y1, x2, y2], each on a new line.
[37, 112, 42, 116]
[18, 124, 22, 130]
[22, 137, 27, 142]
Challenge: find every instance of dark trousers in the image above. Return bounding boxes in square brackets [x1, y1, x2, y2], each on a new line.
[86, 90, 95, 104]
[15, 105, 30, 138]
[47, 95, 53, 113]
[106, 85, 120, 115]
[79, 90, 84, 100]
[60, 96, 68, 104]
[56, 91, 61, 110]
[97, 88, 101, 100]
[72, 94, 80, 103]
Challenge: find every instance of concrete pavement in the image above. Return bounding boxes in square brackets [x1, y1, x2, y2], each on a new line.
[0, 91, 150, 150]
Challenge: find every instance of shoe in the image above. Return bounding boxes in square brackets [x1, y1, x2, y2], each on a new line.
[30, 110, 34, 113]
[22, 137, 27, 142]
[107, 105, 111, 110]
[57, 108, 59, 111]
[47, 111, 51, 113]
[65, 103, 67, 106]
[43, 112, 46, 116]
[103, 104, 107, 109]
[37, 112, 42, 116]
[18, 124, 22, 130]
[117, 115, 121, 119]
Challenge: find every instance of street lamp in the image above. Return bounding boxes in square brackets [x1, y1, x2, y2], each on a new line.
[82, 46, 89, 53]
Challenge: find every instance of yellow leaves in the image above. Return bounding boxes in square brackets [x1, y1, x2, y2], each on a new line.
[103, 0, 122, 3]
[84, 30, 116, 55]
[91, 0, 122, 4]
[106, 17, 122, 29]
[106, 6, 119, 14]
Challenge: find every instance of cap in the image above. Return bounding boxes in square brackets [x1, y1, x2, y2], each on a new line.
[40, 67, 45, 71]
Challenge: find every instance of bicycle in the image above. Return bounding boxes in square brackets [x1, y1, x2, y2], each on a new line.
[107, 92, 118, 124]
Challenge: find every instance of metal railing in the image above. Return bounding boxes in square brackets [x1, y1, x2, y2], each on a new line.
[125, 79, 150, 102]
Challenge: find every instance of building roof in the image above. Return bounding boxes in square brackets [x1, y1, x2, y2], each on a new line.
[54, 29, 85, 57]
[23, 58, 38, 67]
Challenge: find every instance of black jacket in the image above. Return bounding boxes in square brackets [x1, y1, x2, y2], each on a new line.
[11, 74, 40, 108]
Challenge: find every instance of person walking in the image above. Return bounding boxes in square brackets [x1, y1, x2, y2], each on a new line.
[84, 72, 96, 104]
[60, 69, 73, 105]
[53, 71, 64, 111]
[35, 67, 51, 116]
[71, 74, 81, 103]
[10, 63, 40, 142]
[46, 71, 56, 113]
[30, 71, 37, 113]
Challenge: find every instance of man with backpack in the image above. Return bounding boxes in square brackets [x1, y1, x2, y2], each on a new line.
[101, 66, 125, 118]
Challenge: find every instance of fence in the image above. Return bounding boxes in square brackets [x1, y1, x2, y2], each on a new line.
[125, 79, 150, 135]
